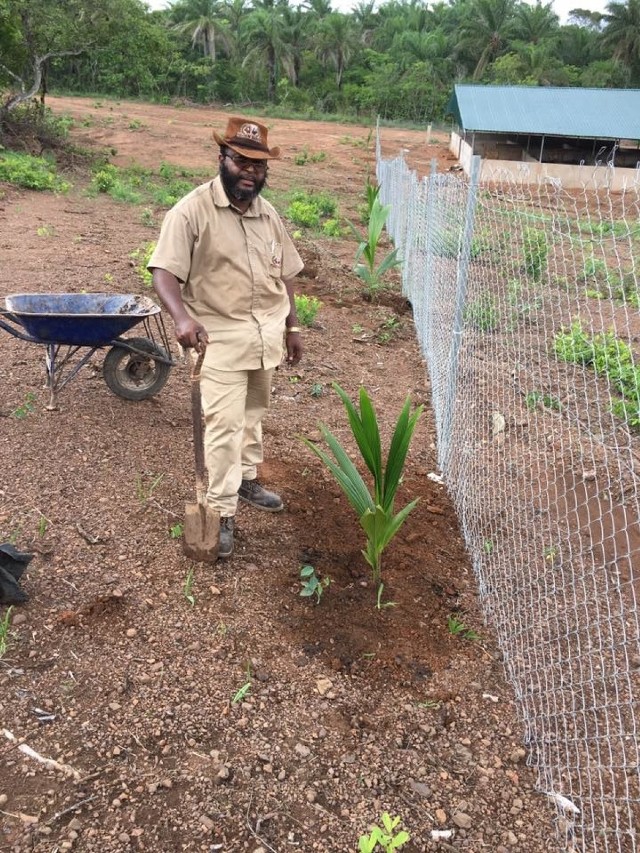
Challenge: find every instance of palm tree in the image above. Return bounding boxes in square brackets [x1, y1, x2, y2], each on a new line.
[315, 12, 359, 89]
[602, 0, 640, 82]
[512, 1, 559, 44]
[170, 0, 232, 63]
[457, 0, 517, 80]
[242, 3, 292, 100]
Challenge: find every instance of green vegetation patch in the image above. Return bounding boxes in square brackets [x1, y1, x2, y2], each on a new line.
[0, 151, 71, 193]
[88, 160, 205, 208]
[286, 189, 339, 231]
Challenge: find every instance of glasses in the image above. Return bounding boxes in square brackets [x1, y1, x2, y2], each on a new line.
[224, 151, 268, 172]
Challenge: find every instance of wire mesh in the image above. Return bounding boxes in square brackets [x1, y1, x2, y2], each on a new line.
[377, 141, 640, 852]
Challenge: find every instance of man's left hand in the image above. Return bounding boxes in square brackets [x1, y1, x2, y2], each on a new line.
[286, 331, 303, 366]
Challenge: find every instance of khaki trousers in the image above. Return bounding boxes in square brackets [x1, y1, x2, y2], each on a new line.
[199, 364, 273, 517]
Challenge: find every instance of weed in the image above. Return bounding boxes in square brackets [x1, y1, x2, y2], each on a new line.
[294, 294, 322, 327]
[170, 522, 184, 539]
[92, 164, 119, 193]
[358, 812, 410, 852]
[522, 227, 548, 280]
[464, 293, 499, 331]
[352, 323, 364, 334]
[0, 607, 14, 659]
[525, 390, 562, 412]
[310, 383, 324, 398]
[141, 208, 155, 227]
[377, 315, 401, 344]
[483, 540, 494, 555]
[232, 663, 252, 704]
[299, 565, 331, 603]
[286, 190, 338, 230]
[447, 614, 479, 641]
[128, 119, 145, 131]
[36, 224, 55, 237]
[37, 515, 48, 537]
[0, 152, 70, 193]
[183, 568, 196, 606]
[12, 392, 36, 419]
[130, 242, 156, 287]
[294, 148, 327, 165]
[135, 472, 164, 503]
[301, 384, 422, 606]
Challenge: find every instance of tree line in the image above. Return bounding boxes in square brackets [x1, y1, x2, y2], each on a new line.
[1, 0, 639, 124]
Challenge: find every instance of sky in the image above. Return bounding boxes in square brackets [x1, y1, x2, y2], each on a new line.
[146, 0, 608, 24]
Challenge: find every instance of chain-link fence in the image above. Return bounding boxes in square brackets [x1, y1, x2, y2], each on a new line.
[376, 137, 640, 851]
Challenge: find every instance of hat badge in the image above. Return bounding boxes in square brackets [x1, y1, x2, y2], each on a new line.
[238, 123, 262, 143]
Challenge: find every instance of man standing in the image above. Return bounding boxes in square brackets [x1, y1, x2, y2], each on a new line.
[149, 117, 304, 559]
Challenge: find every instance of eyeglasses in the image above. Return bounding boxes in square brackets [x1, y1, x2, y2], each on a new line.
[224, 151, 268, 172]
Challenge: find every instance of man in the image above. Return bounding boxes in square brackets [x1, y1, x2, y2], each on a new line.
[149, 117, 304, 559]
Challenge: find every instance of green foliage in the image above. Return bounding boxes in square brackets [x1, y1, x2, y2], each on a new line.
[522, 227, 548, 280]
[183, 567, 196, 606]
[293, 147, 327, 165]
[0, 606, 14, 659]
[0, 152, 70, 193]
[358, 813, 410, 852]
[464, 293, 499, 331]
[554, 322, 640, 428]
[294, 294, 322, 327]
[447, 614, 480, 641]
[130, 242, 157, 288]
[301, 383, 422, 599]
[525, 391, 562, 412]
[170, 522, 184, 539]
[349, 194, 402, 295]
[286, 190, 338, 231]
[12, 392, 37, 419]
[299, 565, 331, 603]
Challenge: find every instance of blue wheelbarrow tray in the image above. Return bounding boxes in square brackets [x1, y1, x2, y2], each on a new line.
[4, 293, 161, 346]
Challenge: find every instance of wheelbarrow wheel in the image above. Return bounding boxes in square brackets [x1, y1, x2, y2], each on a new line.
[103, 337, 171, 401]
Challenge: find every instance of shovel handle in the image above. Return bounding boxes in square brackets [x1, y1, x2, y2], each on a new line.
[190, 348, 207, 505]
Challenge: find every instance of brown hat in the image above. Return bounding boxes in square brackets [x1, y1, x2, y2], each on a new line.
[213, 116, 281, 160]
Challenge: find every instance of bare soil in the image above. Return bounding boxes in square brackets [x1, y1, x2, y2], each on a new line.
[0, 98, 558, 852]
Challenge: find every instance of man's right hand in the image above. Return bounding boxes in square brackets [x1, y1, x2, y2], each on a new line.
[174, 317, 209, 353]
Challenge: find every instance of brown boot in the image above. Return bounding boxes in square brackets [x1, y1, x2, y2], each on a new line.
[238, 479, 283, 512]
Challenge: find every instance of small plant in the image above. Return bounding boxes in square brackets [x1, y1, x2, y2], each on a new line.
[130, 242, 156, 287]
[36, 515, 49, 537]
[299, 565, 331, 603]
[141, 208, 155, 227]
[358, 812, 410, 852]
[522, 226, 548, 281]
[286, 190, 338, 230]
[447, 614, 479, 641]
[294, 294, 322, 327]
[92, 164, 119, 193]
[464, 293, 499, 331]
[12, 392, 36, 419]
[36, 224, 55, 237]
[183, 568, 196, 606]
[310, 382, 323, 398]
[301, 384, 422, 606]
[349, 190, 401, 295]
[0, 606, 14, 659]
[376, 583, 395, 609]
[135, 472, 164, 503]
[377, 315, 401, 345]
[0, 152, 71, 193]
[232, 663, 252, 704]
[525, 390, 562, 412]
[170, 522, 184, 539]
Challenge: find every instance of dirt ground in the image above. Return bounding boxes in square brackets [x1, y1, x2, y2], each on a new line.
[0, 98, 559, 852]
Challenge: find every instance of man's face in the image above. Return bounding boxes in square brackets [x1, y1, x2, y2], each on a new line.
[219, 149, 268, 202]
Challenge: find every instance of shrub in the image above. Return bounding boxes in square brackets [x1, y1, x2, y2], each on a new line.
[0, 151, 70, 192]
[294, 294, 322, 326]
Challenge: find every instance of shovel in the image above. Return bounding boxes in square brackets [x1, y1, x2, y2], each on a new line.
[183, 348, 220, 563]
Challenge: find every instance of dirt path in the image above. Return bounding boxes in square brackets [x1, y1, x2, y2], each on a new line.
[0, 98, 558, 852]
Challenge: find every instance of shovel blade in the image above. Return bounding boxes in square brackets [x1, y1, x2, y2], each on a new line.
[183, 502, 220, 564]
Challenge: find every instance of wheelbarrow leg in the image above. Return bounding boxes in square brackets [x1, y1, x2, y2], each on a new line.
[45, 344, 58, 410]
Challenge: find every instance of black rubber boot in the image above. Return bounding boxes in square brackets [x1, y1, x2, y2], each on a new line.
[238, 479, 284, 512]
[218, 516, 235, 559]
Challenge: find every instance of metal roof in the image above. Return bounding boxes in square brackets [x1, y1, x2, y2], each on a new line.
[449, 85, 640, 140]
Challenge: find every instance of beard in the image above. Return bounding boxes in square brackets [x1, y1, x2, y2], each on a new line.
[219, 159, 267, 202]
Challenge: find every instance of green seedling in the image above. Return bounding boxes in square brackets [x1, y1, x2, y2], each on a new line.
[170, 522, 184, 539]
[183, 567, 196, 606]
[294, 293, 322, 327]
[36, 224, 55, 237]
[376, 583, 395, 609]
[301, 384, 422, 608]
[447, 614, 479, 641]
[358, 812, 410, 852]
[12, 392, 36, 419]
[299, 565, 331, 604]
[135, 472, 164, 503]
[232, 663, 253, 704]
[36, 515, 49, 537]
[310, 383, 323, 398]
[349, 191, 402, 295]
[0, 607, 14, 659]
[483, 540, 494, 555]
[141, 208, 155, 227]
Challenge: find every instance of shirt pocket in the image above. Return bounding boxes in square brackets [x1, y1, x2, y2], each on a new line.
[268, 240, 283, 278]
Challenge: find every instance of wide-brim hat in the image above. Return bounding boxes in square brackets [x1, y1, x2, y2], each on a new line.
[213, 116, 281, 160]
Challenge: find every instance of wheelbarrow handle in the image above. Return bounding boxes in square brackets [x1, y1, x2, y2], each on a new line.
[0, 311, 40, 343]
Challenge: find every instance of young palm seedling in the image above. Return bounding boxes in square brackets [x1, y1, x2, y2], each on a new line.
[349, 183, 402, 296]
[301, 383, 422, 608]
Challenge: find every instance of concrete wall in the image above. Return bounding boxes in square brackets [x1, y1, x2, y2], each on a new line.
[449, 131, 640, 191]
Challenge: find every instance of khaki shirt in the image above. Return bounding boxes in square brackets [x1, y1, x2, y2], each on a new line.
[148, 175, 303, 370]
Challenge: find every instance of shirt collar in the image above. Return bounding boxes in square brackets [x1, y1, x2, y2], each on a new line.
[211, 175, 264, 217]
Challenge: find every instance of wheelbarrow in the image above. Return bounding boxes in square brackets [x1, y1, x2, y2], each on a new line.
[0, 292, 176, 410]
